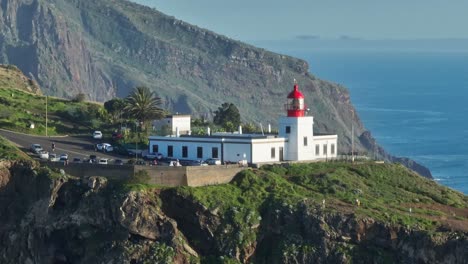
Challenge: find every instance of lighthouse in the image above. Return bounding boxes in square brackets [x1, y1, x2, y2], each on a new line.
[148, 80, 337, 166]
[278, 80, 315, 161]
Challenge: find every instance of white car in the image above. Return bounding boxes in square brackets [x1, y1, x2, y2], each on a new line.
[93, 131, 103, 139]
[98, 158, 109, 165]
[49, 153, 60, 162]
[205, 158, 221, 165]
[96, 143, 113, 152]
[30, 144, 43, 154]
[38, 151, 49, 160]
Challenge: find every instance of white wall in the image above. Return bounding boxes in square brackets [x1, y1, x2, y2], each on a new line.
[152, 115, 191, 135]
[171, 116, 191, 133]
[278, 116, 314, 161]
[223, 143, 251, 163]
[149, 137, 222, 161]
[313, 135, 338, 160]
[251, 139, 286, 163]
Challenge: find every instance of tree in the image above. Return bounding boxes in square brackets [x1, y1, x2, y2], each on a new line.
[72, 93, 86, 102]
[104, 98, 125, 124]
[213, 102, 241, 131]
[124, 86, 165, 131]
[242, 122, 258, 133]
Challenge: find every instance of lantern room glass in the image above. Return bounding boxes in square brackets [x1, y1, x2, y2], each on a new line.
[288, 98, 304, 110]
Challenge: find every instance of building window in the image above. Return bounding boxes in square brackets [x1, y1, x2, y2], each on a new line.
[331, 144, 335, 155]
[304, 137, 308, 146]
[182, 146, 188, 158]
[286, 126, 291, 134]
[152, 144, 159, 153]
[315, 144, 320, 155]
[197, 147, 203, 159]
[168, 145, 173, 157]
[323, 144, 328, 156]
[212, 147, 219, 158]
[271, 147, 276, 158]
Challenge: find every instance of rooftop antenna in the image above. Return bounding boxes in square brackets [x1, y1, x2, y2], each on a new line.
[259, 123, 264, 135]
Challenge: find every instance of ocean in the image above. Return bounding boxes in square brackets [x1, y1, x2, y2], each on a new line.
[295, 50, 468, 194]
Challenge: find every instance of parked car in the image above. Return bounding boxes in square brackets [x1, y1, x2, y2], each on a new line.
[49, 153, 60, 162]
[89, 154, 97, 163]
[112, 132, 123, 140]
[30, 144, 43, 154]
[181, 160, 208, 166]
[38, 151, 49, 160]
[96, 143, 113, 152]
[135, 160, 146, 165]
[157, 158, 178, 166]
[98, 158, 109, 165]
[59, 154, 69, 162]
[205, 158, 221, 165]
[114, 159, 124, 165]
[93, 131, 103, 139]
[143, 152, 162, 160]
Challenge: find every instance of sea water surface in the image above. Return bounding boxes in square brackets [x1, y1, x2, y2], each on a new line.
[296, 51, 468, 194]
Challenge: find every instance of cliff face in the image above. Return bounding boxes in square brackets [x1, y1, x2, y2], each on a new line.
[0, 161, 465, 263]
[0, 0, 431, 177]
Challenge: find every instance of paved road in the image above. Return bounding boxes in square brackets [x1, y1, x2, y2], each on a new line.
[0, 129, 128, 163]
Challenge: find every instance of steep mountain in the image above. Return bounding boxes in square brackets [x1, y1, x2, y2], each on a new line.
[0, 0, 430, 176]
[0, 160, 465, 263]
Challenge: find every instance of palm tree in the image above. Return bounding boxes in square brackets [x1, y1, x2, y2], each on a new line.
[124, 86, 165, 131]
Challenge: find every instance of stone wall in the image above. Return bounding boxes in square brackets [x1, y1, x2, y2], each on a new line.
[134, 166, 187, 187]
[185, 165, 245, 187]
[42, 162, 244, 187]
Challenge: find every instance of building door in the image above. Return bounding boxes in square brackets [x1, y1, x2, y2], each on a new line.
[279, 147, 284, 161]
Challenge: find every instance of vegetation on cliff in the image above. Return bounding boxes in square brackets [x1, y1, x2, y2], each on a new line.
[167, 162, 466, 262]
[0, 135, 30, 160]
[1, 156, 462, 263]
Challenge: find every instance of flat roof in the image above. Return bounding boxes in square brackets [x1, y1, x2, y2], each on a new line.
[149, 133, 277, 140]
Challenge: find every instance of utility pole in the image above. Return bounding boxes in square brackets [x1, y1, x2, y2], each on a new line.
[45, 95, 48, 137]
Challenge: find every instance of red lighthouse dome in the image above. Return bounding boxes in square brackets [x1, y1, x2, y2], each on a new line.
[286, 80, 306, 117]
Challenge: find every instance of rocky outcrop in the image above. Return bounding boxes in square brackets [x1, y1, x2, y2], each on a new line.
[0, 161, 465, 263]
[360, 131, 432, 177]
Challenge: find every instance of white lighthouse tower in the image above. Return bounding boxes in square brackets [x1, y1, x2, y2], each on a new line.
[278, 80, 315, 161]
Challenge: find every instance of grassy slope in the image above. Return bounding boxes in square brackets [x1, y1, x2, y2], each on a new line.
[0, 87, 107, 136]
[175, 162, 467, 232]
[0, 135, 30, 160]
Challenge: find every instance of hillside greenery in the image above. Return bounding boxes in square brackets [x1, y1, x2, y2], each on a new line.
[118, 162, 467, 262]
[174, 162, 467, 234]
[0, 135, 31, 161]
[0, 87, 108, 136]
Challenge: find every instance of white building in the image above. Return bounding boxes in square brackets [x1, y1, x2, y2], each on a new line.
[148, 82, 338, 164]
[152, 115, 191, 135]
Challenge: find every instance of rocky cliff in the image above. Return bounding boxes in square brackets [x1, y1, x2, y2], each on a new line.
[0, 64, 41, 94]
[0, 0, 432, 177]
[0, 160, 465, 263]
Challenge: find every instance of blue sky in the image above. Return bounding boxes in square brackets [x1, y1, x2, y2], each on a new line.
[133, 0, 467, 42]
